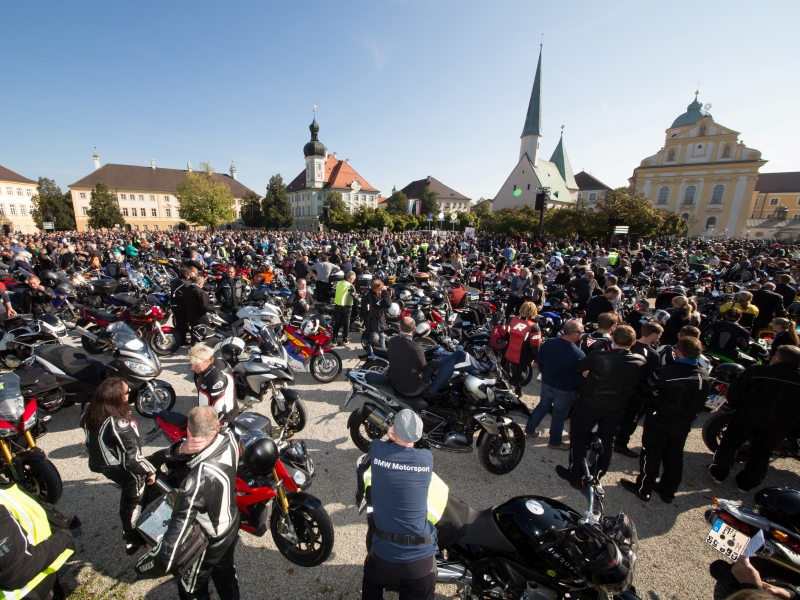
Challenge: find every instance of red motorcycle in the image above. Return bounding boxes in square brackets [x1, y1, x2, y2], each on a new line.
[77, 302, 180, 356]
[282, 319, 342, 382]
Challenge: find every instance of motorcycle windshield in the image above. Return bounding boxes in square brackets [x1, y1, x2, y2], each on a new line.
[259, 326, 282, 355]
[107, 322, 148, 353]
[0, 373, 24, 424]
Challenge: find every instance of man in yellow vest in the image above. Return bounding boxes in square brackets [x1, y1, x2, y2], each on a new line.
[0, 482, 74, 599]
[332, 271, 357, 346]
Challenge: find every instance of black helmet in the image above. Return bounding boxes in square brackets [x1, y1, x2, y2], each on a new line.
[330, 270, 345, 282]
[670, 286, 687, 295]
[427, 291, 444, 304]
[38, 270, 59, 287]
[411, 309, 426, 325]
[361, 330, 380, 350]
[756, 487, 800, 535]
[788, 302, 800, 320]
[712, 363, 745, 383]
[243, 435, 279, 475]
[416, 296, 432, 308]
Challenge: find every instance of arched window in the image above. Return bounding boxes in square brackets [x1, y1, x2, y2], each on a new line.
[711, 185, 725, 204]
[722, 145, 731, 158]
[683, 185, 697, 204]
[681, 213, 690, 221]
[657, 186, 670, 204]
[699, 125, 707, 137]
[667, 149, 676, 161]
[705, 216, 717, 230]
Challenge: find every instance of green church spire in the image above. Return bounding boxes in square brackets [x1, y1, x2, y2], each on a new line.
[521, 46, 543, 138]
[550, 128, 577, 190]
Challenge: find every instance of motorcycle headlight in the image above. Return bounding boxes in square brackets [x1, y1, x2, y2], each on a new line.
[23, 412, 37, 431]
[123, 360, 156, 376]
[292, 470, 307, 487]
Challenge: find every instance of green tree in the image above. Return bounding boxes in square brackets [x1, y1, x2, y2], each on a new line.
[239, 190, 263, 227]
[87, 183, 125, 230]
[595, 187, 664, 237]
[472, 198, 492, 217]
[31, 178, 77, 230]
[419, 186, 439, 217]
[543, 200, 606, 239]
[385, 190, 409, 216]
[353, 207, 393, 231]
[661, 211, 689, 236]
[261, 174, 293, 229]
[323, 191, 352, 232]
[455, 212, 479, 231]
[176, 162, 236, 231]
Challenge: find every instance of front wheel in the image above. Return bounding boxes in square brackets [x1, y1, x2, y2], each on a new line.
[271, 397, 307, 433]
[148, 330, 181, 356]
[81, 325, 107, 354]
[478, 422, 526, 475]
[20, 458, 63, 503]
[269, 501, 334, 567]
[135, 383, 176, 418]
[310, 351, 342, 383]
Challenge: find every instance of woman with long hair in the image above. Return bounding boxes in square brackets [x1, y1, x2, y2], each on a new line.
[661, 296, 700, 345]
[529, 273, 545, 311]
[500, 301, 542, 397]
[770, 318, 799, 357]
[81, 377, 155, 554]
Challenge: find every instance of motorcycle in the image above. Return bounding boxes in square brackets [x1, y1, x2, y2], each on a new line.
[344, 355, 529, 475]
[33, 322, 176, 417]
[0, 372, 62, 503]
[705, 489, 800, 600]
[77, 302, 180, 356]
[282, 320, 342, 383]
[0, 313, 67, 369]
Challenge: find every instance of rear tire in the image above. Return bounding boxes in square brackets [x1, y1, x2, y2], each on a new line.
[20, 459, 63, 504]
[80, 325, 106, 354]
[310, 351, 341, 383]
[363, 361, 387, 375]
[349, 409, 387, 452]
[478, 422, 526, 475]
[702, 411, 736, 453]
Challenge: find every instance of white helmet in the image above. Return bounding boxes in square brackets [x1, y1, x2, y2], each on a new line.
[464, 374, 496, 402]
[398, 289, 413, 303]
[653, 309, 670, 326]
[219, 337, 246, 361]
[301, 317, 320, 337]
[415, 322, 431, 337]
[387, 302, 400, 318]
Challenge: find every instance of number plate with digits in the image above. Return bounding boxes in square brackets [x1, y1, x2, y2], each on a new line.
[706, 518, 749, 561]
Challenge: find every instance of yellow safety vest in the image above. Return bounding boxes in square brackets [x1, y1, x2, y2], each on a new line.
[0, 485, 73, 599]
[334, 280, 354, 307]
[363, 468, 449, 524]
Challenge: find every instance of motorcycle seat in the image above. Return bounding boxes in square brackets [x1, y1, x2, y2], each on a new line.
[36, 346, 105, 380]
[458, 507, 516, 553]
[466, 332, 490, 344]
[363, 371, 429, 411]
[372, 347, 389, 359]
[111, 294, 139, 307]
[84, 308, 118, 323]
[216, 311, 239, 325]
[155, 410, 188, 428]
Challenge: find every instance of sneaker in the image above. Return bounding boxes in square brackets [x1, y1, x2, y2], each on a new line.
[125, 541, 143, 555]
[547, 442, 570, 451]
[706, 465, 724, 484]
[619, 478, 650, 502]
[653, 485, 674, 504]
[614, 445, 639, 459]
[524, 431, 540, 439]
[736, 482, 754, 494]
[555, 465, 581, 490]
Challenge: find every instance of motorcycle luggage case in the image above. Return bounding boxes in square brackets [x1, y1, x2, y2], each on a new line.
[92, 279, 118, 295]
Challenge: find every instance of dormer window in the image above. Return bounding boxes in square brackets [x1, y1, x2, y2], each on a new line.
[667, 149, 676, 162]
[699, 125, 706, 137]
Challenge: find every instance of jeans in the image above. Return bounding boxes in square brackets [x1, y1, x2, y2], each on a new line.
[525, 383, 576, 446]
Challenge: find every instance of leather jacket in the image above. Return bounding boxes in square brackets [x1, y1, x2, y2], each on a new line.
[182, 283, 215, 323]
[84, 416, 155, 477]
[216, 276, 245, 311]
[728, 362, 800, 434]
[574, 348, 647, 411]
[194, 358, 237, 421]
[641, 362, 710, 425]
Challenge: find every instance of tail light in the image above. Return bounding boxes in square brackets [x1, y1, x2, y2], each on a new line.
[716, 383, 729, 395]
[714, 510, 753, 535]
[431, 310, 443, 324]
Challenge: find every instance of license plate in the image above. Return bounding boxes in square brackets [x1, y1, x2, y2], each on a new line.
[706, 518, 749, 561]
[706, 394, 727, 411]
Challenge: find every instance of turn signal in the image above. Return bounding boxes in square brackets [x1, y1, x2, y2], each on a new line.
[712, 498, 719, 505]
[772, 530, 789, 542]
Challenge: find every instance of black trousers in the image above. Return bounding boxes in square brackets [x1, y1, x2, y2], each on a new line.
[177, 533, 240, 600]
[507, 361, 529, 395]
[505, 296, 523, 318]
[332, 305, 351, 341]
[315, 281, 332, 304]
[709, 417, 784, 491]
[174, 312, 190, 345]
[568, 398, 624, 481]
[634, 414, 691, 498]
[616, 393, 647, 449]
[104, 470, 147, 543]
[362, 553, 436, 600]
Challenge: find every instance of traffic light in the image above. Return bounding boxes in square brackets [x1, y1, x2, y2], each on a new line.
[534, 192, 546, 211]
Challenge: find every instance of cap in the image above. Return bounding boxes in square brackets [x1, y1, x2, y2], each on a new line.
[393, 409, 423, 444]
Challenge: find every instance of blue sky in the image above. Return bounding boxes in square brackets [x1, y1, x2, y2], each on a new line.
[2, 1, 798, 203]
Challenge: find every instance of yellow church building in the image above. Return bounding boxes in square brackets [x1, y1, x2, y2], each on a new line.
[632, 93, 766, 237]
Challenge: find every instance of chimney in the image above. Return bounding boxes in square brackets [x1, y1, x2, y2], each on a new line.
[93, 147, 100, 171]
[230, 163, 237, 180]
[345, 158, 350, 164]
[427, 176, 432, 183]
[187, 162, 193, 172]
[151, 159, 156, 170]
[332, 152, 337, 159]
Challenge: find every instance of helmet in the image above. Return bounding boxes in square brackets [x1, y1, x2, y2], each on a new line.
[712, 362, 745, 383]
[428, 291, 444, 304]
[644, 266, 656, 273]
[670, 286, 687, 296]
[386, 302, 400, 318]
[415, 322, 431, 338]
[653, 309, 670, 326]
[330, 270, 345, 282]
[464, 374, 495, 402]
[788, 302, 800, 320]
[219, 337, 246, 361]
[416, 296, 432, 308]
[129, 302, 152, 318]
[398, 289, 413, 303]
[301, 317, 320, 337]
[635, 300, 650, 311]
[411, 310, 426, 325]
[242, 435, 279, 475]
[38, 270, 59, 287]
[756, 488, 800, 535]
[361, 331, 380, 350]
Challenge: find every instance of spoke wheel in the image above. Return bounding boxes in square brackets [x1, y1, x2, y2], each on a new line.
[269, 502, 334, 567]
[478, 422, 526, 475]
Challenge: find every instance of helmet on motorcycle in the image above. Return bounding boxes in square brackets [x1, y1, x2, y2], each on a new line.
[301, 317, 320, 337]
[129, 302, 152, 318]
[653, 309, 670, 326]
[644, 266, 655, 273]
[398, 289, 413, 303]
[386, 302, 401, 318]
[670, 286, 687, 296]
[427, 291, 444, 304]
[464, 374, 495, 403]
[416, 296, 432, 308]
[414, 322, 431, 338]
[712, 362, 745, 383]
[38, 270, 59, 287]
[219, 337, 246, 361]
[756, 488, 800, 536]
[411, 310, 426, 325]
[635, 299, 650, 311]
[243, 435, 279, 475]
[361, 331, 381, 350]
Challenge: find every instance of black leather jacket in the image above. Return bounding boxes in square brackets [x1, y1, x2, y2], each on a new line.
[182, 283, 215, 323]
[84, 417, 155, 477]
[574, 348, 647, 411]
[641, 362, 710, 425]
[22, 287, 55, 316]
[728, 362, 800, 434]
[216, 276, 245, 311]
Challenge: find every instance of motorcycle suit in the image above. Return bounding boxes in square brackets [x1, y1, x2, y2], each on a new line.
[194, 358, 237, 423]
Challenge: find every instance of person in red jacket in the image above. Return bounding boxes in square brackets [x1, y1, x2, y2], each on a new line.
[501, 301, 542, 396]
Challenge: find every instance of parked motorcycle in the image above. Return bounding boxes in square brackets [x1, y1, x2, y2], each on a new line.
[0, 313, 67, 369]
[77, 302, 180, 356]
[282, 319, 342, 383]
[0, 372, 62, 503]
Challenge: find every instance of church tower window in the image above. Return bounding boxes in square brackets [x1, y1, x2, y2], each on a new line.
[699, 125, 706, 137]
[667, 149, 676, 162]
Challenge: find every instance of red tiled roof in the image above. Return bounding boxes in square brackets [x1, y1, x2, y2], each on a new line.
[755, 172, 800, 194]
[0, 165, 36, 185]
[286, 154, 379, 194]
[400, 176, 470, 202]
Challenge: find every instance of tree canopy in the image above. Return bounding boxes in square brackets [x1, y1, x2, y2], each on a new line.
[324, 192, 352, 232]
[87, 183, 125, 230]
[419, 186, 439, 217]
[239, 190, 263, 227]
[31, 177, 76, 230]
[176, 162, 236, 231]
[384, 190, 409, 215]
[261, 175, 293, 229]
[472, 198, 492, 216]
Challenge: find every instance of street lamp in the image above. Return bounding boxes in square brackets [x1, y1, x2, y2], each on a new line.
[438, 212, 444, 230]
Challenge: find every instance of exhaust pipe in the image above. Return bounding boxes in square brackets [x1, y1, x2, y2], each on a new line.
[75, 326, 99, 341]
[436, 564, 471, 585]
[363, 404, 392, 430]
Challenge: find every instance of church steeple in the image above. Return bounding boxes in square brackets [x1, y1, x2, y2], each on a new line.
[520, 45, 543, 165]
[549, 127, 577, 190]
